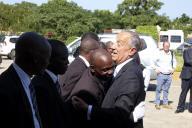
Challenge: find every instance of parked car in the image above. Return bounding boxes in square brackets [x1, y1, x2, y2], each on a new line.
[0, 35, 19, 59]
[183, 38, 192, 49]
[67, 33, 158, 79]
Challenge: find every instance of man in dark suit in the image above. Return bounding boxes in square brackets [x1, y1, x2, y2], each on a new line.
[66, 49, 114, 128]
[175, 47, 192, 113]
[0, 32, 51, 128]
[61, 38, 100, 101]
[32, 39, 71, 128]
[72, 31, 146, 128]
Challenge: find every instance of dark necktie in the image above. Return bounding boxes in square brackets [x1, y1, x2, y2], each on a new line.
[55, 80, 61, 95]
[29, 83, 42, 127]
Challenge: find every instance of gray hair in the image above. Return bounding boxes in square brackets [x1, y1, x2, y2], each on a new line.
[126, 31, 141, 51]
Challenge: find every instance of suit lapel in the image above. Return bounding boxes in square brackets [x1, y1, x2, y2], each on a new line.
[8, 65, 35, 126]
[114, 60, 135, 80]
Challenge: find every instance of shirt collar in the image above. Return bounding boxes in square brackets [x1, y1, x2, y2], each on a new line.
[13, 63, 31, 88]
[45, 69, 58, 84]
[79, 55, 90, 67]
[114, 58, 133, 77]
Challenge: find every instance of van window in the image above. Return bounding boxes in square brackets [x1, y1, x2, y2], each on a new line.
[160, 35, 168, 42]
[170, 35, 181, 43]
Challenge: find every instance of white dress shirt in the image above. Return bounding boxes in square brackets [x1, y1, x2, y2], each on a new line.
[79, 55, 90, 67]
[152, 50, 177, 74]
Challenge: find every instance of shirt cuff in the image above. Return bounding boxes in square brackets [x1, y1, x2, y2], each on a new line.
[87, 105, 92, 120]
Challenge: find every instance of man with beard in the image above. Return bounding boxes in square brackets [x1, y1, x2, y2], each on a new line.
[32, 39, 70, 128]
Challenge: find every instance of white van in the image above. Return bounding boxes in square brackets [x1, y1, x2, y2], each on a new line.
[0, 35, 19, 59]
[159, 30, 184, 50]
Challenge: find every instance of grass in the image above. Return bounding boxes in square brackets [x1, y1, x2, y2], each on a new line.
[174, 51, 183, 72]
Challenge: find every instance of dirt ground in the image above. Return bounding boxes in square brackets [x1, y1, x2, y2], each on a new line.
[145, 80, 192, 128]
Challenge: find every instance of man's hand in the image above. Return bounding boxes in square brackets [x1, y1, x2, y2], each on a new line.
[133, 101, 145, 123]
[155, 69, 160, 74]
[72, 96, 88, 112]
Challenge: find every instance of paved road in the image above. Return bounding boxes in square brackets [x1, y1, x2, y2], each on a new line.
[0, 58, 191, 128]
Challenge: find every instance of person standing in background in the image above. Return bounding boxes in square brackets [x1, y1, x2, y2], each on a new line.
[153, 41, 177, 110]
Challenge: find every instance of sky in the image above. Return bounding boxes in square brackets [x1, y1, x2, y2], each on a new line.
[1, 0, 192, 20]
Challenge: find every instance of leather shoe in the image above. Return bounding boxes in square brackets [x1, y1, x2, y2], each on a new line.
[155, 105, 161, 110]
[188, 110, 192, 113]
[175, 109, 184, 113]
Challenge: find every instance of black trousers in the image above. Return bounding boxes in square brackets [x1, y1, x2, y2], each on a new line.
[177, 79, 192, 111]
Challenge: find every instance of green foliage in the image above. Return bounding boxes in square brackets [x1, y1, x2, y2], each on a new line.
[136, 26, 158, 41]
[115, 0, 169, 29]
[175, 52, 183, 72]
[172, 13, 192, 40]
[65, 36, 78, 45]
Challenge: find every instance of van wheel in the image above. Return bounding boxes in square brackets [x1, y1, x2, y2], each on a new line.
[8, 49, 15, 60]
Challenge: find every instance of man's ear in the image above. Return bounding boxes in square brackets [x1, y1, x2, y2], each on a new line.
[90, 65, 95, 73]
[129, 47, 137, 56]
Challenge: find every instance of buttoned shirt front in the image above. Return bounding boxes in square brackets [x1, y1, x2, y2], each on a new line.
[152, 50, 177, 74]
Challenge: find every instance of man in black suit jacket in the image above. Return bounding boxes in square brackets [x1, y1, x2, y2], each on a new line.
[72, 31, 146, 128]
[175, 47, 192, 113]
[61, 38, 100, 101]
[32, 39, 71, 128]
[0, 32, 51, 128]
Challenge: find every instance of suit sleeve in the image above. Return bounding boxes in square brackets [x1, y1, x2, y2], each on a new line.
[183, 49, 192, 66]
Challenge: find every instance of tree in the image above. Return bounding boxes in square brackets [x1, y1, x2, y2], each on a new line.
[93, 10, 120, 33]
[34, 0, 97, 40]
[115, 0, 165, 29]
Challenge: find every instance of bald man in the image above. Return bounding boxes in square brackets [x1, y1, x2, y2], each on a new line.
[66, 49, 114, 128]
[68, 48, 114, 105]
[0, 32, 51, 128]
[61, 38, 100, 101]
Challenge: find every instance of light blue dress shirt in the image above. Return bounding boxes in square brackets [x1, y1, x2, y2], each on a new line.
[13, 63, 40, 128]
